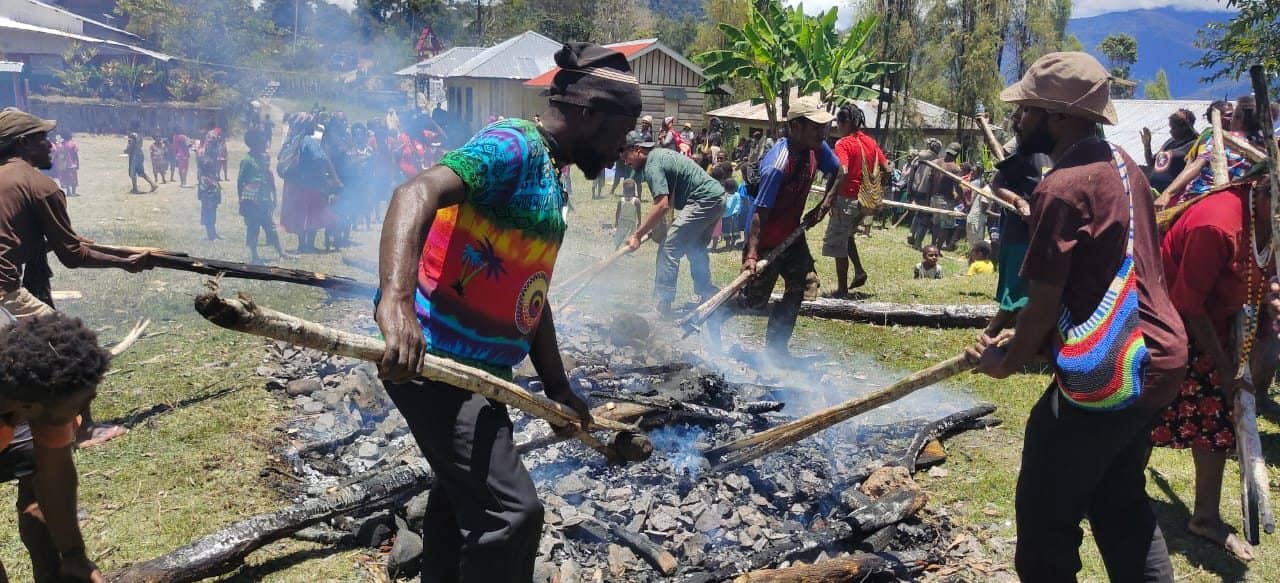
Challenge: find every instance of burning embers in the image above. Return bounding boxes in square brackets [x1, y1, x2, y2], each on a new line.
[249, 320, 999, 581]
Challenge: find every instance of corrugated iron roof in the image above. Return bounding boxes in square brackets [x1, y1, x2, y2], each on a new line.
[1, 0, 141, 42]
[0, 61, 24, 73]
[707, 89, 970, 131]
[452, 31, 561, 80]
[395, 31, 560, 80]
[1106, 98, 1213, 161]
[524, 39, 655, 88]
[395, 47, 486, 78]
[0, 15, 171, 61]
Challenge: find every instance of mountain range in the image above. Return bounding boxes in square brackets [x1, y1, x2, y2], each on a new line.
[1066, 8, 1249, 100]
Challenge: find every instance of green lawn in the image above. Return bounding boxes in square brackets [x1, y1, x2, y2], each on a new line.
[1, 140, 1276, 582]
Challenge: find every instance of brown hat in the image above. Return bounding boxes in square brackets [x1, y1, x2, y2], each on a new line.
[787, 97, 836, 125]
[0, 108, 56, 148]
[1000, 52, 1117, 126]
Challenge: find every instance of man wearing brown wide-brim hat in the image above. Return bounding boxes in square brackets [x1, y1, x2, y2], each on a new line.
[967, 52, 1186, 582]
[0, 107, 154, 582]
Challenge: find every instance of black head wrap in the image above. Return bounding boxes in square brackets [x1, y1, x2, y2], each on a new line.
[545, 43, 642, 118]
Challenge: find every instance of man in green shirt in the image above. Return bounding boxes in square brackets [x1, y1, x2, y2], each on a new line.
[622, 132, 724, 314]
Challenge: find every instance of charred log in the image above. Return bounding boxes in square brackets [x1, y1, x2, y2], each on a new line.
[107, 463, 431, 583]
[565, 515, 679, 576]
[731, 549, 935, 582]
[739, 297, 998, 328]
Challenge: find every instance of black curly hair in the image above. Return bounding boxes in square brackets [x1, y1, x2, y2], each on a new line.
[0, 313, 110, 403]
[837, 105, 865, 130]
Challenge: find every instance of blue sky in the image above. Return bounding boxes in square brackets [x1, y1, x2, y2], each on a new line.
[793, 0, 1236, 22]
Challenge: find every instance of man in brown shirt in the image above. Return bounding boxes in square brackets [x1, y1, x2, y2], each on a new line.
[967, 54, 1185, 583]
[0, 108, 152, 448]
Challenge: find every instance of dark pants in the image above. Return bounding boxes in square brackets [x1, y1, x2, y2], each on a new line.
[739, 239, 815, 353]
[384, 378, 544, 583]
[200, 192, 220, 237]
[1015, 374, 1178, 583]
[241, 202, 281, 256]
[907, 191, 931, 246]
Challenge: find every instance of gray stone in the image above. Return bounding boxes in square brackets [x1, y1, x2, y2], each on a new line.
[356, 442, 381, 459]
[385, 515, 422, 580]
[553, 471, 591, 497]
[607, 544, 635, 577]
[683, 533, 709, 563]
[313, 413, 336, 432]
[288, 381, 322, 399]
[694, 507, 721, 531]
[299, 399, 324, 414]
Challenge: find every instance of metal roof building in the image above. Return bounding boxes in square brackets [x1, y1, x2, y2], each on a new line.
[1105, 99, 1213, 161]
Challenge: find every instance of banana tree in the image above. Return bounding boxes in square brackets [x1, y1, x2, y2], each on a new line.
[792, 11, 905, 110]
[694, 0, 801, 133]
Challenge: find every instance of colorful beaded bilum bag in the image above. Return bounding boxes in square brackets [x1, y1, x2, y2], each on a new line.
[1054, 143, 1151, 411]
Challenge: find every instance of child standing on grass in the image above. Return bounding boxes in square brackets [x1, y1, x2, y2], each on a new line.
[713, 177, 744, 250]
[614, 179, 641, 248]
[965, 241, 994, 275]
[913, 244, 943, 279]
[149, 136, 169, 185]
[125, 133, 157, 193]
[238, 129, 291, 264]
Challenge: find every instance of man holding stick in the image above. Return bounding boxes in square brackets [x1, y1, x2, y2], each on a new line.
[621, 131, 725, 315]
[968, 53, 1186, 582]
[0, 108, 152, 448]
[374, 43, 640, 582]
[739, 97, 844, 359]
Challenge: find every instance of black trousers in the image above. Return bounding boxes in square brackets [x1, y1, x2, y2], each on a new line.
[739, 240, 814, 352]
[241, 202, 281, 252]
[384, 378, 544, 583]
[1015, 376, 1177, 583]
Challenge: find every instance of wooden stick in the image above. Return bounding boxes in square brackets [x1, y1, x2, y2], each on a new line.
[879, 198, 965, 218]
[1211, 109, 1229, 188]
[193, 285, 649, 464]
[677, 223, 810, 332]
[554, 237, 648, 314]
[108, 319, 151, 357]
[704, 354, 971, 471]
[1223, 132, 1269, 164]
[567, 515, 679, 576]
[1244, 64, 1280, 542]
[975, 113, 1006, 162]
[922, 160, 1017, 212]
[91, 243, 378, 296]
[732, 550, 932, 583]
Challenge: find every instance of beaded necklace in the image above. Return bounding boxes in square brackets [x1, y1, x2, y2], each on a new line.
[1237, 189, 1273, 375]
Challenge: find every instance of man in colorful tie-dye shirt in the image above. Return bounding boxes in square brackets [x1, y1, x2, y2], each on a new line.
[374, 43, 641, 582]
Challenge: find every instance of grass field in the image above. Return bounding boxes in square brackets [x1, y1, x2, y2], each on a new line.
[0, 132, 1277, 582]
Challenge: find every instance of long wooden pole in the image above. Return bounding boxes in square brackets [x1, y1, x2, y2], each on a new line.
[975, 112, 1006, 162]
[1224, 132, 1269, 164]
[880, 198, 965, 218]
[1211, 109, 1229, 188]
[193, 286, 649, 464]
[92, 243, 378, 296]
[922, 159, 1017, 212]
[1244, 64, 1280, 542]
[703, 354, 972, 471]
[677, 223, 810, 333]
[553, 236, 648, 314]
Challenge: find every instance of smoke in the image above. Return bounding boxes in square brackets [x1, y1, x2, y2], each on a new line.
[648, 424, 711, 480]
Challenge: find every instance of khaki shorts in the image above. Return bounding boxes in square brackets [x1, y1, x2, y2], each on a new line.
[821, 196, 864, 258]
[0, 287, 55, 320]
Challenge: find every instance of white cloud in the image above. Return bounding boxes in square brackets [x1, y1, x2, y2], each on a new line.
[1072, 0, 1235, 18]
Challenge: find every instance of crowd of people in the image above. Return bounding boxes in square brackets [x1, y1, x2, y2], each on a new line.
[4, 35, 1280, 582]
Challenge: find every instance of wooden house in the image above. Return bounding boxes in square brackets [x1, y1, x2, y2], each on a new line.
[524, 39, 729, 126]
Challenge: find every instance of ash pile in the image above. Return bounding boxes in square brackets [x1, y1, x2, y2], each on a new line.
[254, 311, 1000, 581]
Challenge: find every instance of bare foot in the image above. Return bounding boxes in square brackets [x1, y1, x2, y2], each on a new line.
[1189, 516, 1255, 561]
[77, 423, 128, 449]
[851, 272, 869, 289]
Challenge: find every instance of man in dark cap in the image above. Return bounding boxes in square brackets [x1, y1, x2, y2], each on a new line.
[374, 43, 641, 582]
[0, 108, 152, 449]
[621, 130, 725, 315]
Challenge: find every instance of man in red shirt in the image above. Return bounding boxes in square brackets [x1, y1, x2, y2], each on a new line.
[819, 105, 891, 297]
[969, 52, 1187, 582]
[1, 312, 112, 582]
